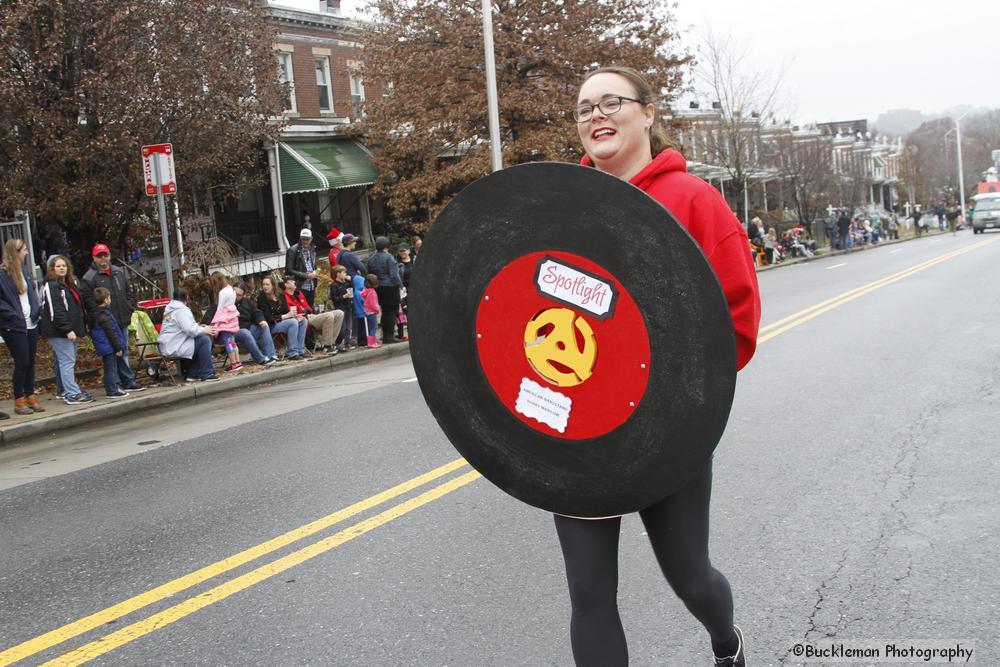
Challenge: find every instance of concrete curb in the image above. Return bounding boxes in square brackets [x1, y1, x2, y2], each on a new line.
[0, 343, 412, 447]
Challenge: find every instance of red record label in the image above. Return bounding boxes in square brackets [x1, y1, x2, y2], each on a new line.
[475, 251, 651, 440]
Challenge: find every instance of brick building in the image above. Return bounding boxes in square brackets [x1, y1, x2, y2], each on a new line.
[209, 0, 378, 271]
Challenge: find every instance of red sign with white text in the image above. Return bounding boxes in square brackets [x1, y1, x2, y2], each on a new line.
[141, 143, 177, 196]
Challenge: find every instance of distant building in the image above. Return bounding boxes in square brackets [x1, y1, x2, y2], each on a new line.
[668, 102, 901, 221]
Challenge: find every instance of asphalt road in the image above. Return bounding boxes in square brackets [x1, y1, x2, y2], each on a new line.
[1, 230, 998, 666]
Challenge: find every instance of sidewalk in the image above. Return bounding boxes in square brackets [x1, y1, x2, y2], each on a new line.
[755, 227, 949, 272]
[0, 343, 411, 447]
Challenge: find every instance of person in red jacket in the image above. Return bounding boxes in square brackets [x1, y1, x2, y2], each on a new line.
[553, 66, 761, 667]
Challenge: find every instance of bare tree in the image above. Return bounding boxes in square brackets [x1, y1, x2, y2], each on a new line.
[906, 118, 960, 205]
[0, 0, 283, 266]
[692, 30, 784, 224]
[773, 132, 834, 227]
[358, 0, 691, 225]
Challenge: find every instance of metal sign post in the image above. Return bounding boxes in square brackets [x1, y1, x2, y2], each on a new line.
[150, 156, 175, 297]
[143, 143, 177, 297]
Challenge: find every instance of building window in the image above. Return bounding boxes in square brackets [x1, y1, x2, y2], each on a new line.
[315, 56, 333, 112]
[350, 73, 365, 119]
[277, 52, 296, 113]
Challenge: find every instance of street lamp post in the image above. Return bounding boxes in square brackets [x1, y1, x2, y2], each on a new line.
[481, 0, 502, 173]
[954, 108, 982, 222]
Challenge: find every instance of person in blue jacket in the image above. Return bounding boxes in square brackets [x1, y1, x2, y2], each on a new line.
[351, 271, 367, 348]
[89, 287, 134, 398]
[0, 238, 41, 417]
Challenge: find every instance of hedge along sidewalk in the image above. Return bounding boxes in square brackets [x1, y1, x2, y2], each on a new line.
[0, 343, 412, 447]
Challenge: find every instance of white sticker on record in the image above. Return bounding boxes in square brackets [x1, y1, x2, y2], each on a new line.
[515, 377, 572, 433]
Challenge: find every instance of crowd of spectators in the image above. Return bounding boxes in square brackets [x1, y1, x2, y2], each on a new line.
[0, 230, 420, 420]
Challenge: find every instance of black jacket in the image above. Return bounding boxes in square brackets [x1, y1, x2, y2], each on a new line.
[39, 279, 87, 339]
[236, 297, 266, 329]
[329, 280, 353, 311]
[284, 243, 317, 287]
[0, 268, 39, 332]
[256, 293, 289, 327]
[80, 262, 134, 328]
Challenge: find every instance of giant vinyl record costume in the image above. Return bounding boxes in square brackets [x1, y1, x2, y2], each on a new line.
[409, 162, 736, 518]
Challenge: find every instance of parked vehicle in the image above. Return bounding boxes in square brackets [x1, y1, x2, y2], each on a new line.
[972, 193, 1000, 234]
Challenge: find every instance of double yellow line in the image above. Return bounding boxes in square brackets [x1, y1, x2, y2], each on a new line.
[756, 237, 999, 345]
[0, 460, 479, 667]
[3, 237, 996, 665]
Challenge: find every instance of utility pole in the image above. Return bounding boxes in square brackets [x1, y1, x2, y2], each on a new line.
[481, 0, 502, 172]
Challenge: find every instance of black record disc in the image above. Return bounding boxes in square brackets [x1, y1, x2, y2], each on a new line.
[409, 162, 735, 517]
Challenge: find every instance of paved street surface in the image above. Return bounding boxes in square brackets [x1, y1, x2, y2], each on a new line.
[2, 231, 998, 666]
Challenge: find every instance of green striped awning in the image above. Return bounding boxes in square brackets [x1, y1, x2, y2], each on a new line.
[278, 139, 378, 194]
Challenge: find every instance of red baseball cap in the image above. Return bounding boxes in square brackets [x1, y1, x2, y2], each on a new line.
[92, 243, 111, 256]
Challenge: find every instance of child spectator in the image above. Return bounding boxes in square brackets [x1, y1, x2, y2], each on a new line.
[351, 270, 367, 348]
[90, 287, 132, 398]
[395, 245, 413, 341]
[361, 273, 381, 349]
[210, 272, 242, 371]
[329, 265, 355, 351]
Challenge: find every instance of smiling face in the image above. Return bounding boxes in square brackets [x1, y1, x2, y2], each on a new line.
[576, 72, 655, 180]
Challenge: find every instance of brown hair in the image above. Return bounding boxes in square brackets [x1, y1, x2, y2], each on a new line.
[364, 273, 378, 289]
[93, 287, 111, 304]
[260, 275, 279, 301]
[210, 271, 230, 295]
[581, 66, 669, 156]
[46, 254, 77, 286]
[2, 238, 27, 294]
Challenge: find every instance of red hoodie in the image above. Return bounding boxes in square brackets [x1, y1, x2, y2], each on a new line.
[582, 149, 761, 370]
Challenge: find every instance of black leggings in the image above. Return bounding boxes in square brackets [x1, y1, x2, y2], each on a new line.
[3, 327, 38, 399]
[553, 461, 734, 666]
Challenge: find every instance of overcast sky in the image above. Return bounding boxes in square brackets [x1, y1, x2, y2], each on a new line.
[278, 0, 997, 124]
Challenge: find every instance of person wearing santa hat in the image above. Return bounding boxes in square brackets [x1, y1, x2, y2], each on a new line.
[327, 228, 344, 267]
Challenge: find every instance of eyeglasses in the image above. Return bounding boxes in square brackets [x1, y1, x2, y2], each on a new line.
[571, 96, 643, 123]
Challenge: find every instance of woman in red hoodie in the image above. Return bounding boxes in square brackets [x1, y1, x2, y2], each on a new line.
[553, 66, 761, 667]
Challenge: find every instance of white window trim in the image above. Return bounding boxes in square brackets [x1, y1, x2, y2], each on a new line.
[277, 51, 297, 115]
[349, 73, 365, 120]
[315, 56, 334, 114]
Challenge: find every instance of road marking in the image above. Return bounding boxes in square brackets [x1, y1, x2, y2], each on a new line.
[889, 249, 903, 254]
[758, 238, 999, 344]
[826, 262, 848, 269]
[39, 470, 482, 667]
[0, 458, 470, 667]
[402, 378, 419, 383]
[8, 238, 999, 665]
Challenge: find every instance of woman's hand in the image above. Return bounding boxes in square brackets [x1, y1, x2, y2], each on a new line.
[67, 331, 77, 341]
